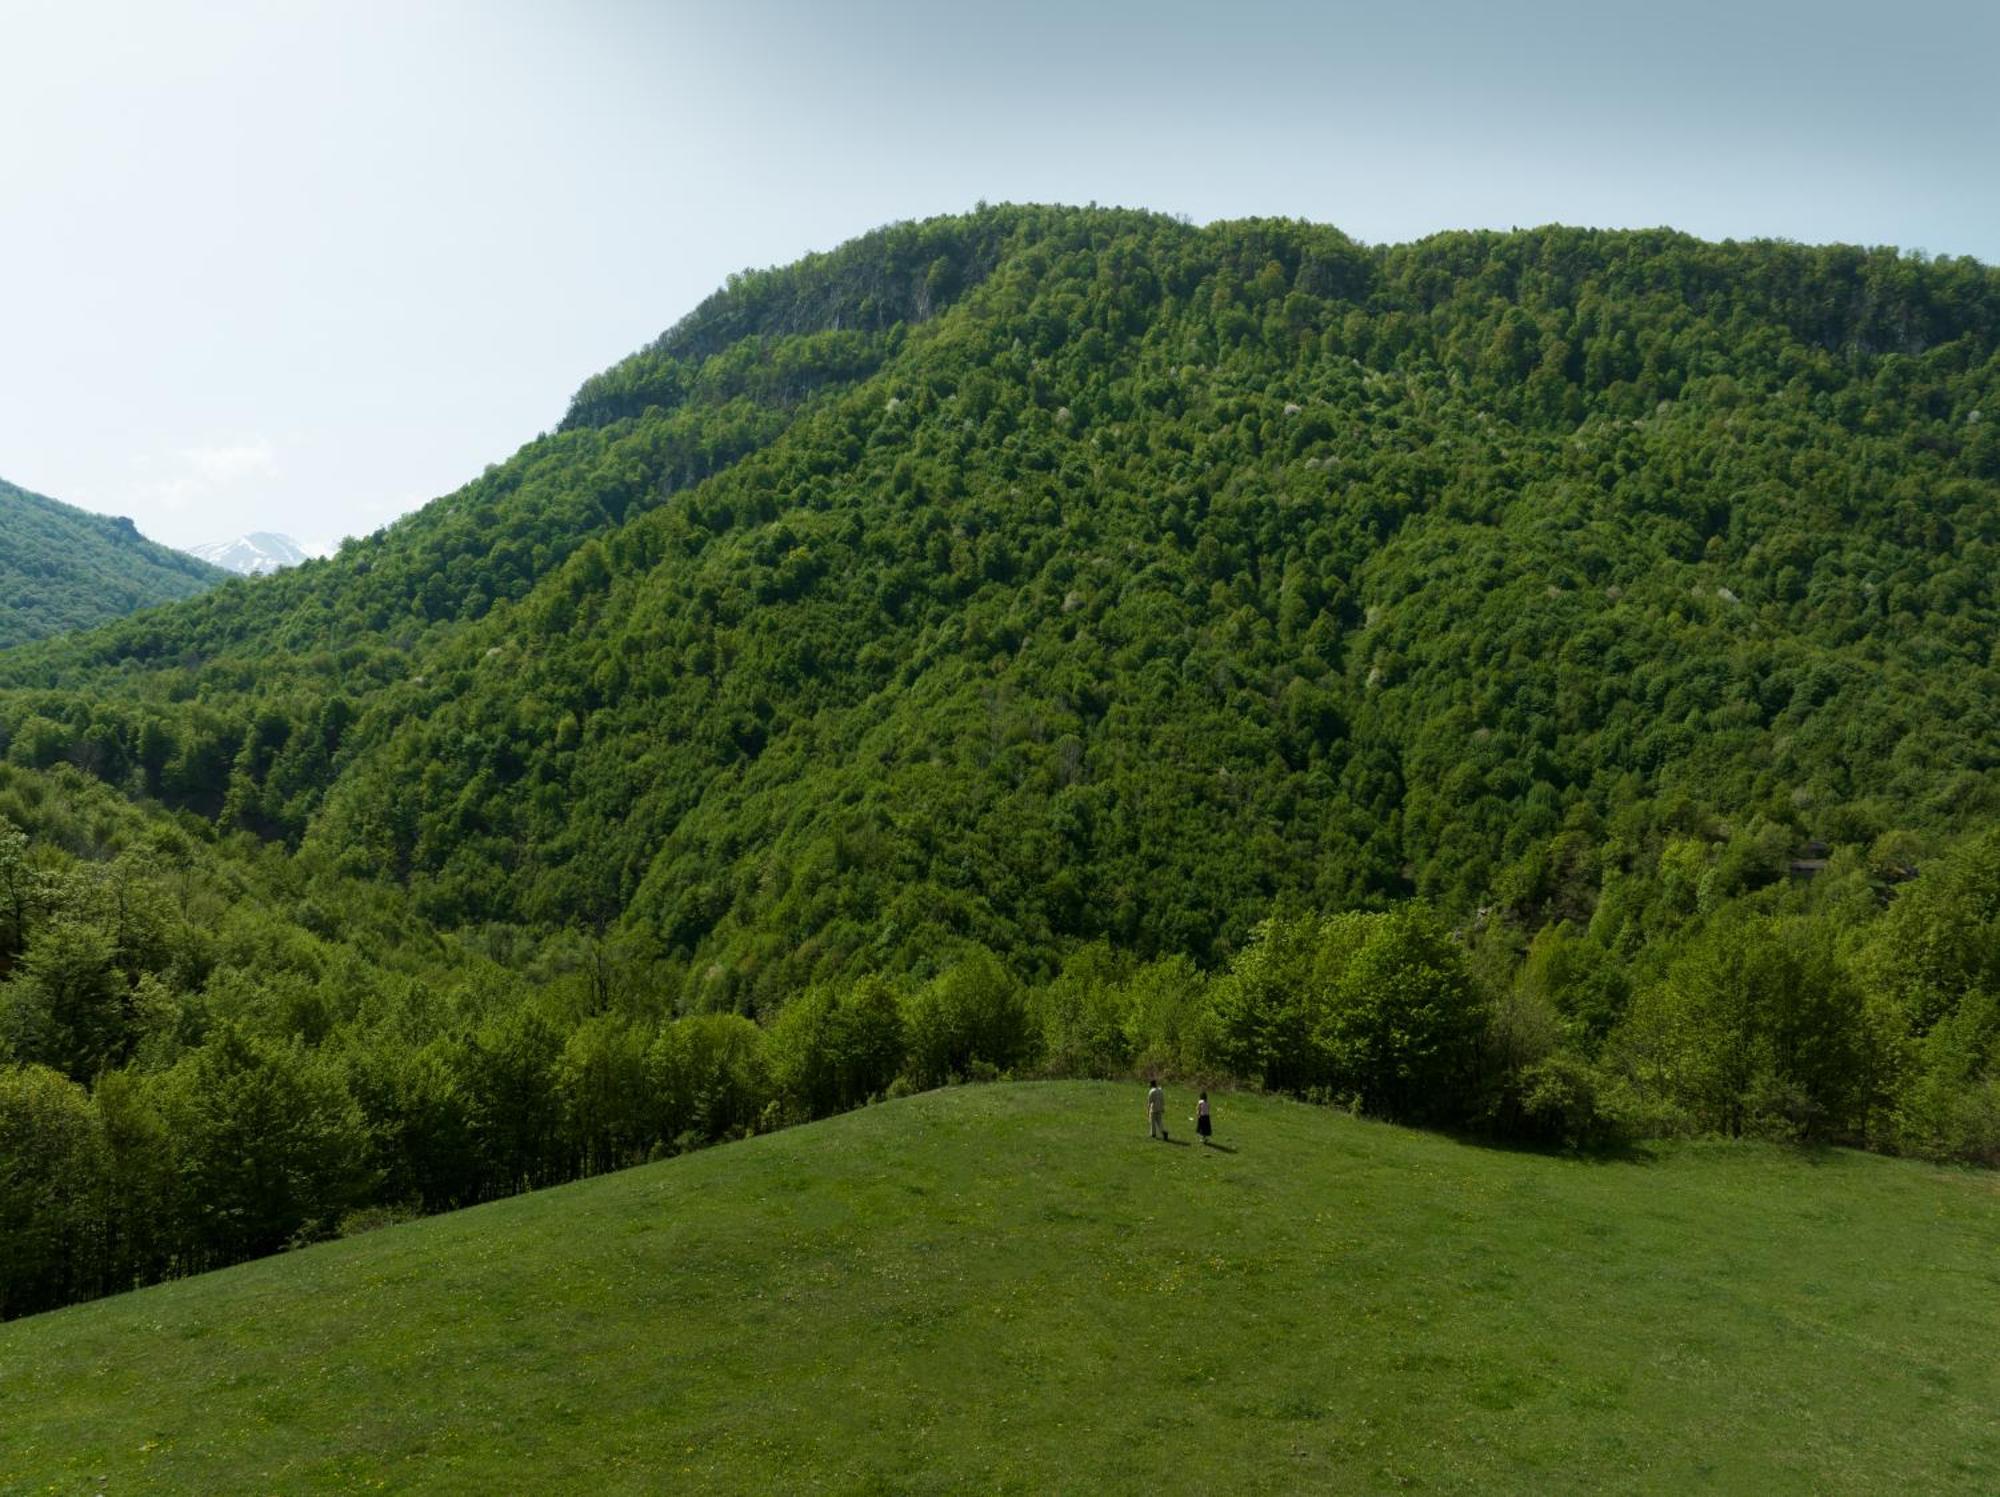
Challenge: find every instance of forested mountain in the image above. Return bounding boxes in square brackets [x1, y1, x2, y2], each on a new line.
[0, 478, 226, 647]
[3, 206, 1998, 1316]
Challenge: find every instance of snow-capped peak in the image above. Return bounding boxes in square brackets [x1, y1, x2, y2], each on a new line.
[187, 532, 310, 576]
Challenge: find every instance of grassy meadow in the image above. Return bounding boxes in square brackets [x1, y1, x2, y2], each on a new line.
[3, 1082, 1997, 1494]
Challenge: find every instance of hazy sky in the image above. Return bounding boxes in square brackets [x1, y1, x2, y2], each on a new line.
[2, 0, 1994, 553]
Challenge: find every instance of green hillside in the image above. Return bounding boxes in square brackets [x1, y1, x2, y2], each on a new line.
[0, 477, 226, 648]
[3, 1084, 1995, 1494]
[6, 209, 1996, 961]
[3, 208, 1999, 1320]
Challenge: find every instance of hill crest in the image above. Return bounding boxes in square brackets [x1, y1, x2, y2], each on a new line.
[3, 1082, 1995, 1493]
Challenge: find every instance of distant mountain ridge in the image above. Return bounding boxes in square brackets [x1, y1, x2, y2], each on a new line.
[0, 476, 227, 648]
[186, 531, 310, 575]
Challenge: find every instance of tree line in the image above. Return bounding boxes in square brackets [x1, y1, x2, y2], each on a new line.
[2, 755, 1995, 1318]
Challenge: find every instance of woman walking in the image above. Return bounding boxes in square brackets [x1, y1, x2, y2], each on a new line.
[1195, 1091, 1212, 1144]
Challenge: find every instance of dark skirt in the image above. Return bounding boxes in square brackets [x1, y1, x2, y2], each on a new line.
[1196, 1112, 1212, 1137]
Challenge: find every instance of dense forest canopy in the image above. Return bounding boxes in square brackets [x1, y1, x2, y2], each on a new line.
[0, 478, 226, 648]
[2, 206, 1997, 1316]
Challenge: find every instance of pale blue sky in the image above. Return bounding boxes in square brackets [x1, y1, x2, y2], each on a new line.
[2, 0, 1994, 552]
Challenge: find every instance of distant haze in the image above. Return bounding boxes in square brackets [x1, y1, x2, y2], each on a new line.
[2, 0, 1994, 552]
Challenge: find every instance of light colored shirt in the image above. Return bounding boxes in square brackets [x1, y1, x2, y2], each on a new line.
[1148, 1087, 1164, 1115]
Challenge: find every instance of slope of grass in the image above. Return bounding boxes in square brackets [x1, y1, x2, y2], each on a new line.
[3, 1082, 1997, 1494]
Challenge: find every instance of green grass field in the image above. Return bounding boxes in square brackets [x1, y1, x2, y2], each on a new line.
[4, 1082, 1997, 1494]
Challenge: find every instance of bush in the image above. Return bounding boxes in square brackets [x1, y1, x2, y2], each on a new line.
[1515, 1053, 1619, 1150]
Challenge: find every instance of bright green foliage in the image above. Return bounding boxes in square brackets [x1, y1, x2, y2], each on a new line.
[1, 919, 125, 1078]
[0, 478, 224, 649]
[1317, 903, 1485, 1122]
[1612, 913, 1874, 1138]
[1857, 826, 2000, 1032]
[1892, 988, 2000, 1162]
[0, 1065, 105, 1319]
[1118, 953, 1217, 1077]
[1215, 903, 1483, 1119]
[91, 1068, 176, 1288]
[1213, 910, 1341, 1094]
[767, 974, 906, 1121]
[459, 1007, 567, 1192]
[342, 1037, 478, 1212]
[553, 1015, 654, 1175]
[0, 820, 31, 959]
[1028, 941, 1136, 1079]
[901, 946, 1031, 1086]
[155, 1026, 372, 1269]
[1514, 919, 1629, 1049]
[647, 1012, 769, 1145]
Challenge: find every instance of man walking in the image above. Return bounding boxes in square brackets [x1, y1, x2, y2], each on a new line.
[1148, 1078, 1168, 1141]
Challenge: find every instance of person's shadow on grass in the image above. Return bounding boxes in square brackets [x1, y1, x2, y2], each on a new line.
[1200, 1141, 1238, 1154]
